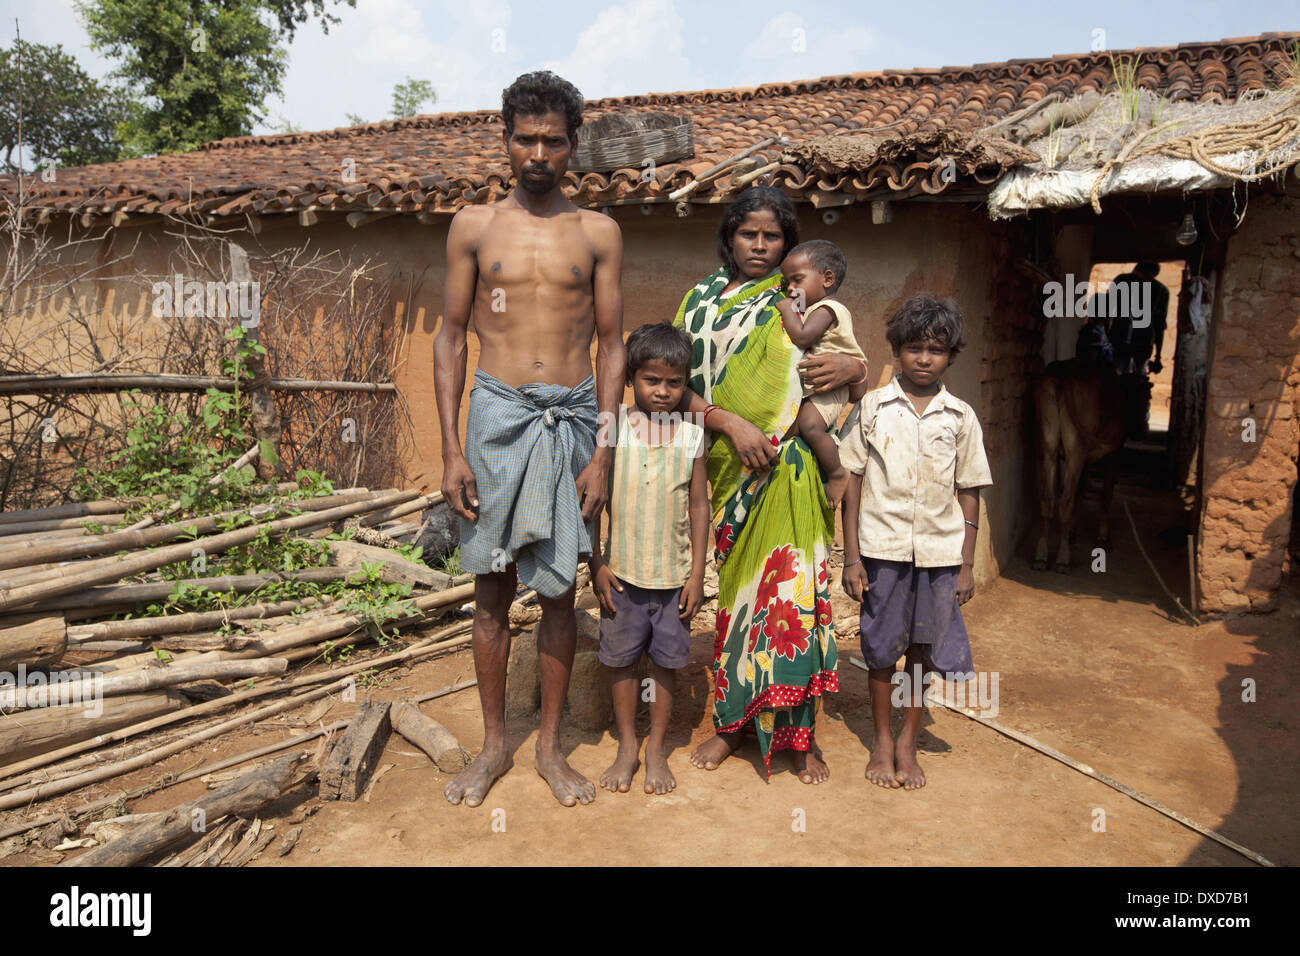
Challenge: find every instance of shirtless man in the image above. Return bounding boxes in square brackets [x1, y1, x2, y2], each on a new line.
[434, 71, 625, 808]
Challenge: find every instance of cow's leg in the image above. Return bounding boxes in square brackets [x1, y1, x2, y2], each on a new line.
[1055, 440, 1086, 574]
[1033, 381, 1060, 571]
[1096, 453, 1117, 549]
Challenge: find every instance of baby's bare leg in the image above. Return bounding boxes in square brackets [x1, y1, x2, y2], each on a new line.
[796, 401, 848, 507]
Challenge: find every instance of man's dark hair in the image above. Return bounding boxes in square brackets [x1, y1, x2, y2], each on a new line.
[787, 239, 847, 293]
[626, 322, 693, 376]
[1134, 261, 1160, 277]
[716, 186, 800, 280]
[886, 295, 967, 356]
[501, 71, 584, 143]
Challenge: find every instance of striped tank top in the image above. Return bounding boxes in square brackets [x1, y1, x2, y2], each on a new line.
[605, 406, 705, 589]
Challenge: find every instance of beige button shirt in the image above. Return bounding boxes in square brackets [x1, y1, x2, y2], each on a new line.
[839, 376, 993, 568]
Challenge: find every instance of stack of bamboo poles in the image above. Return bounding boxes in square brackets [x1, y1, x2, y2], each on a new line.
[0, 482, 485, 861]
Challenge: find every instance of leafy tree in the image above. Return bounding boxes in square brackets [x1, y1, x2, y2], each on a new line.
[391, 77, 435, 118]
[76, 0, 354, 155]
[0, 39, 131, 172]
[344, 111, 367, 127]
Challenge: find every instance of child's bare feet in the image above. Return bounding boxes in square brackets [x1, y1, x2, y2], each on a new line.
[792, 739, 829, 784]
[599, 744, 640, 793]
[865, 733, 899, 788]
[643, 745, 676, 794]
[894, 742, 926, 790]
[824, 466, 849, 510]
[690, 732, 741, 770]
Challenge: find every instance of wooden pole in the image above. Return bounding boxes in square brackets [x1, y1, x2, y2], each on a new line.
[0, 489, 416, 612]
[0, 374, 397, 394]
[0, 657, 288, 711]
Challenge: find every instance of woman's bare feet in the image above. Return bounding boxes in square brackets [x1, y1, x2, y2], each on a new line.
[599, 744, 641, 794]
[690, 732, 742, 770]
[536, 742, 596, 806]
[445, 746, 513, 807]
[893, 742, 926, 790]
[792, 740, 829, 784]
[865, 733, 899, 789]
[643, 745, 676, 794]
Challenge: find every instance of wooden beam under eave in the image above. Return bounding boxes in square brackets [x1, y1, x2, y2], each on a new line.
[347, 210, 398, 229]
[110, 208, 129, 227]
[298, 206, 320, 227]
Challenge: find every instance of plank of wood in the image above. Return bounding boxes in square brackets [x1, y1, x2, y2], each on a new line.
[63, 752, 309, 867]
[319, 699, 392, 801]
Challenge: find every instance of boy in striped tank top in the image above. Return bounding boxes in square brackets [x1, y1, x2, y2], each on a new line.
[590, 323, 710, 796]
[777, 239, 869, 508]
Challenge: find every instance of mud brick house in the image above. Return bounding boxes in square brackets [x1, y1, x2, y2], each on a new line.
[3, 33, 1298, 614]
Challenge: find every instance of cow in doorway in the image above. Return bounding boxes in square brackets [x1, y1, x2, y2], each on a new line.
[1033, 359, 1150, 572]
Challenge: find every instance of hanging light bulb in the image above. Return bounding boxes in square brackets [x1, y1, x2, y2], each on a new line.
[1176, 211, 1198, 246]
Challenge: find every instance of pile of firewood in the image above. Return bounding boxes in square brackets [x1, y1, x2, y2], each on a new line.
[0, 484, 485, 865]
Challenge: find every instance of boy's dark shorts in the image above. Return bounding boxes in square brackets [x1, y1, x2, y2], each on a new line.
[598, 579, 690, 670]
[858, 557, 974, 677]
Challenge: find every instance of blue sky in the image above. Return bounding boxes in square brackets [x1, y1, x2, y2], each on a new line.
[5, 0, 1297, 135]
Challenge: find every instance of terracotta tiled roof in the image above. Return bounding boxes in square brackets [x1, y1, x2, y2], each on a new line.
[5, 32, 1297, 221]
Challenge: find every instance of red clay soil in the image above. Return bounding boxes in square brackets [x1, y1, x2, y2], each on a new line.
[5, 482, 1296, 868]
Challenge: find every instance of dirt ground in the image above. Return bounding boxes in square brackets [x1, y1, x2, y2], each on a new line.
[5, 457, 1297, 868]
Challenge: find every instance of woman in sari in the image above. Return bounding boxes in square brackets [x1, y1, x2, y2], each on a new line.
[674, 187, 867, 782]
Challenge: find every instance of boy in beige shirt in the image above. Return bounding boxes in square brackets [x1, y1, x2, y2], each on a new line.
[840, 295, 993, 791]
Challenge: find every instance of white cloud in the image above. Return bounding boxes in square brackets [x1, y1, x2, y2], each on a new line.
[543, 0, 692, 100]
[741, 11, 876, 73]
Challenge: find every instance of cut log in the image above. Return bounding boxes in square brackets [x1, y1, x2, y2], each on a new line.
[390, 699, 468, 772]
[0, 690, 185, 766]
[0, 657, 288, 710]
[0, 613, 67, 669]
[63, 752, 310, 867]
[320, 699, 392, 801]
[325, 538, 451, 590]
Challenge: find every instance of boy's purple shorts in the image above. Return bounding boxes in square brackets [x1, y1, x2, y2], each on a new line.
[598, 579, 691, 670]
[858, 558, 973, 677]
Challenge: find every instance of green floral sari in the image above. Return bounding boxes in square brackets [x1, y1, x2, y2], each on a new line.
[674, 267, 838, 773]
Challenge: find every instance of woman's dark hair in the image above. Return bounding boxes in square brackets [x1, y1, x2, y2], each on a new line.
[885, 295, 968, 356]
[501, 71, 584, 143]
[626, 322, 693, 376]
[716, 186, 799, 280]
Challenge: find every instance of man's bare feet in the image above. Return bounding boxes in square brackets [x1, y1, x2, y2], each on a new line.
[824, 466, 849, 510]
[643, 746, 676, 794]
[690, 732, 741, 770]
[894, 743, 926, 790]
[445, 747, 513, 807]
[792, 740, 829, 784]
[599, 744, 640, 794]
[536, 743, 596, 806]
[865, 734, 899, 789]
